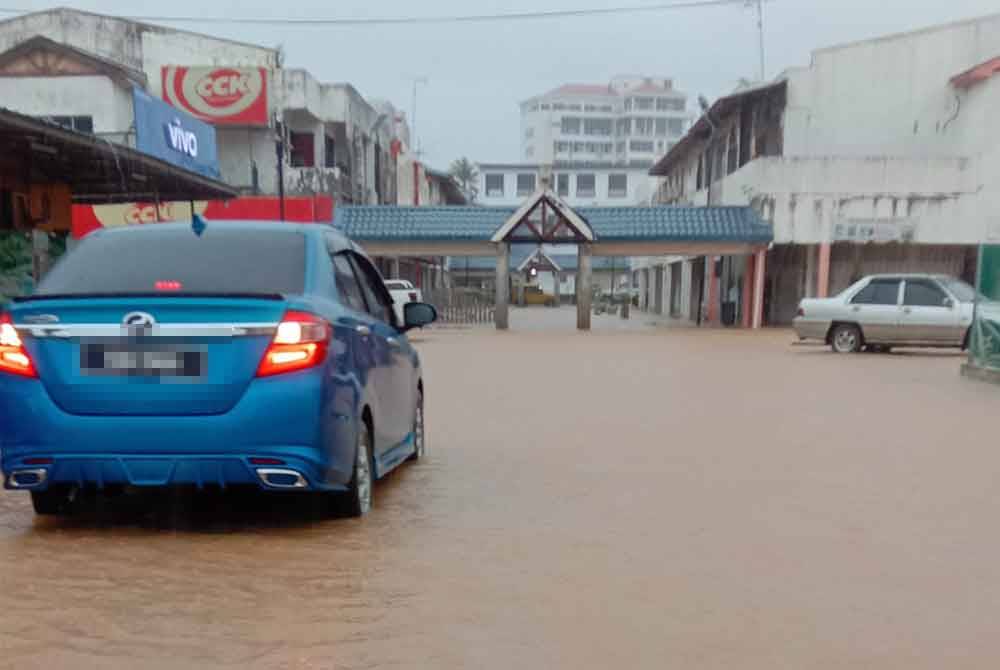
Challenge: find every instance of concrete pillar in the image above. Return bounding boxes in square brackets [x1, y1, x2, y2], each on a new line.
[390, 257, 401, 279]
[576, 244, 592, 330]
[742, 254, 755, 329]
[495, 243, 510, 330]
[31, 230, 50, 281]
[752, 248, 767, 329]
[804, 245, 816, 297]
[817, 242, 831, 298]
[707, 257, 720, 324]
[552, 271, 560, 306]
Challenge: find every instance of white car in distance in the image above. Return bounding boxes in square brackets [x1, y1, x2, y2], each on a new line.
[385, 279, 423, 326]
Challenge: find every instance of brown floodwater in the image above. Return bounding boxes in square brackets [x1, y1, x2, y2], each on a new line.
[2, 312, 999, 669]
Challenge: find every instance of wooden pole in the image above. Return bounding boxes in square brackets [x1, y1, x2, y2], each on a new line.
[752, 247, 767, 329]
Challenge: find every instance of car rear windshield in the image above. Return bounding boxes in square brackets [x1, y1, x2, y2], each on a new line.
[36, 228, 306, 296]
[385, 281, 411, 290]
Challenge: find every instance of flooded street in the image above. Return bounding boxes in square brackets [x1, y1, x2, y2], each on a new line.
[3, 316, 1000, 669]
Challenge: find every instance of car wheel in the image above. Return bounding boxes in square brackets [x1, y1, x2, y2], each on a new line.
[408, 390, 425, 462]
[30, 486, 74, 516]
[343, 421, 374, 518]
[831, 324, 863, 353]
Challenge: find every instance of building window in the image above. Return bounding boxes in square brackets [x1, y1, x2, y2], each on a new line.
[557, 174, 569, 196]
[526, 146, 535, 158]
[635, 118, 654, 136]
[726, 128, 738, 174]
[560, 117, 581, 134]
[568, 104, 582, 111]
[516, 173, 536, 196]
[669, 119, 685, 135]
[525, 127, 534, 139]
[540, 104, 550, 110]
[635, 97, 654, 110]
[572, 142, 586, 152]
[624, 98, 633, 111]
[629, 140, 655, 152]
[576, 173, 595, 197]
[583, 118, 613, 136]
[555, 141, 571, 153]
[485, 174, 504, 197]
[44, 115, 94, 133]
[616, 118, 630, 135]
[584, 104, 597, 112]
[655, 118, 668, 135]
[608, 173, 627, 198]
[553, 103, 567, 111]
[656, 98, 685, 111]
[529, 103, 539, 112]
[603, 142, 613, 153]
[324, 134, 336, 168]
[289, 131, 315, 167]
[616, 141, 626, 153]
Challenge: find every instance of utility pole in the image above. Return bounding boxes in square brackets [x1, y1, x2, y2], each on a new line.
[747, 0, 766, 81]
[411, 77, 428, 156]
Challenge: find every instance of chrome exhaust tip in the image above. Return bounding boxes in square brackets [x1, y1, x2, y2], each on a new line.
[256, 468, 308, 489]
[8, 468, 48, 489]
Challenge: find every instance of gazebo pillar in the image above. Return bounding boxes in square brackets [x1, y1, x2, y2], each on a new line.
[576, 244, 592, 330]
[495, 242, 510, 330]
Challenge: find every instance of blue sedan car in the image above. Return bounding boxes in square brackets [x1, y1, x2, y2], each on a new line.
[0, 220, 436, 517]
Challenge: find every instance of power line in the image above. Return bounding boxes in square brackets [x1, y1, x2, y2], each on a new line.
[0, 0, 754, 27]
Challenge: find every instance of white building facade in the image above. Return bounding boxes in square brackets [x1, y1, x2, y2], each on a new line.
[520, 76, 690, 167]
[0, 8, 406, 211]
[644, 13, 1000, 325]
[477, 163, 655, 207]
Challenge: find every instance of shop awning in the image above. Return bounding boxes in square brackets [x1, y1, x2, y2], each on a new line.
[0, 107, 237, 204]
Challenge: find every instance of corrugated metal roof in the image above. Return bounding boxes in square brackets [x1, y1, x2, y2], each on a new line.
[334, 205, 772, 244]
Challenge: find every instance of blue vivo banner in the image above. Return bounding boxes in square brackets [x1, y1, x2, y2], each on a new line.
[132, 87, 220, 179]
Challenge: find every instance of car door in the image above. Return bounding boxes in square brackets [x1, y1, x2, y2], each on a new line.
[847, 278, 902, 343]
[899, 279, 962, 344]
[329, 251, 392, 452]
[348, 252, 416, 457]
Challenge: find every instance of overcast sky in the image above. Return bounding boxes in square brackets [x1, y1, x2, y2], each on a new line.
[8, 1, 1000, 167]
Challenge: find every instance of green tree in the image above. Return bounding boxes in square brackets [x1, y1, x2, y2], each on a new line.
[449, 157, 479, 202]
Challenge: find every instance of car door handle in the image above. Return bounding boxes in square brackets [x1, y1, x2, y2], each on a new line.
[356, 325, 371, 337]
[902, 307, 912, 314]
[386, 337, 402, 349]
[851, 305, 861, 312]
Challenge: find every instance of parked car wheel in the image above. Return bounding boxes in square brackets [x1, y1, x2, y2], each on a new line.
[408, 390, 425, 462]
[343, 421, 374, 518]
[30, 486, 73, 516]
[831, 324, 863, 354]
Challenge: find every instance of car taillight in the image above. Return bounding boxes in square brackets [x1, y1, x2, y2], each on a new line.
[796, 307, 805, 317]
[0, 313, 36, 378]
[409, 292, 418, 302]
[256, 310, 331, 377]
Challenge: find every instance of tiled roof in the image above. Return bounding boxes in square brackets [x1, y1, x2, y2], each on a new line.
[582, 206, 772, 243]
[335, 205, 772, 245]
[543, 84, 615, 97]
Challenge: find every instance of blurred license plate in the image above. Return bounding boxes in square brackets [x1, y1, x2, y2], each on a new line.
[81, 344, 205, 378]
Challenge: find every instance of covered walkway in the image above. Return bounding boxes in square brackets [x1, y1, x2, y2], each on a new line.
[334, 189, 772, 330]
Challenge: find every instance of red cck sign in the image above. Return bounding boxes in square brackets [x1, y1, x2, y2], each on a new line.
[161, 66, 269, 126]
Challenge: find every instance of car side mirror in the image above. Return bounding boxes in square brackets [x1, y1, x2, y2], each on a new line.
[943, 297, 955, 309]
[403, 302, 437, 331]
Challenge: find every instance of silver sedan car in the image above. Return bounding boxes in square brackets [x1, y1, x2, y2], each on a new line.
[793, 274, 977, 353]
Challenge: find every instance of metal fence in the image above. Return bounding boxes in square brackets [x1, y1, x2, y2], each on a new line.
[970, 244, 1000, 371]
[423, 287, 495, 326]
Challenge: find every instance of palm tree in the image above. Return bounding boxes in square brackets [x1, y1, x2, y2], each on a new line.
[449, 157, 479, 202]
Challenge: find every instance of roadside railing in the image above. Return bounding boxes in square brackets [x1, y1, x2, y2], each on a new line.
[423, 287, 495, 326]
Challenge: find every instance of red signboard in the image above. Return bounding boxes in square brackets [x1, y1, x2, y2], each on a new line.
[161, 66, 269, 126]
[72, 196, 334, 239]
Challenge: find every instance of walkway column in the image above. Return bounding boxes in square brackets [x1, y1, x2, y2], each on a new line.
[752, 247, 767, 329]
[390, 257, 400, 279]
[552, 271, 560, 307]
[495, 242, 510, 330]
[577, 244, 592, 330]
[741, 253, 755, 329]
[707, 257, 720, 324]
[817, 241, 831, 298]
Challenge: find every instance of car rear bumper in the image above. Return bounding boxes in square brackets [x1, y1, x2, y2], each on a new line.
[0, 371, 358, 492]
[793, 318, 830, 341]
